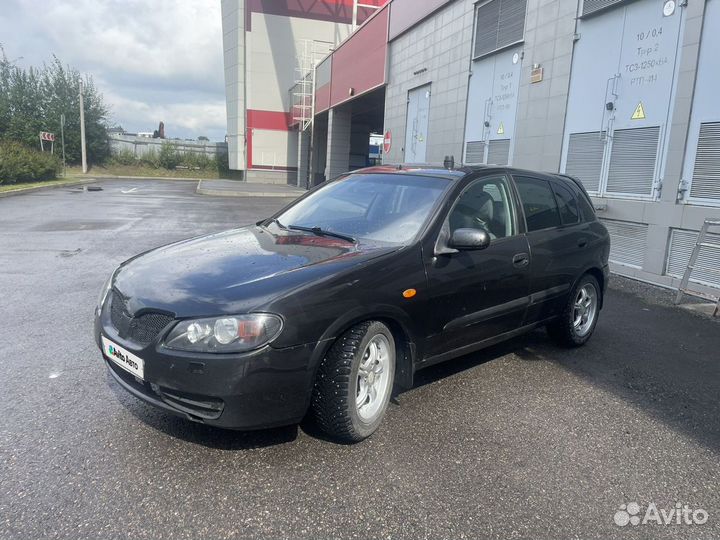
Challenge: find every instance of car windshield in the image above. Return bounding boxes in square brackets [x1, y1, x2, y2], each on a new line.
[273, 173, 451, 245]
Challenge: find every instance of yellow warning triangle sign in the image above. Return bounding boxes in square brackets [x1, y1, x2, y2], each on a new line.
[631, 102, 646, 120]
[497, 122, 505, 135]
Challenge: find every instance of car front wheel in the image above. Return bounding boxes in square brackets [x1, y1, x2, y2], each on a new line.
[547, 274, 601, 347]
[310, 321, 396, 442]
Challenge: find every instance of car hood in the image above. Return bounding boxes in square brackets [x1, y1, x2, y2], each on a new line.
[113, 225, 397, 317]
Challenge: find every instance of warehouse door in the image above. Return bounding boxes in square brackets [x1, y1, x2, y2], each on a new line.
[405, 84, 431, 163]
[560, 0, 684, 199]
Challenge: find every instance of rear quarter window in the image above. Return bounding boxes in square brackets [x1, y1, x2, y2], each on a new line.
[552, 182, 580, 225]
[564, 179, 596, 222]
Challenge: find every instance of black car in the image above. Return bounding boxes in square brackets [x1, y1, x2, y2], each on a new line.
[95, 165, 610, 442]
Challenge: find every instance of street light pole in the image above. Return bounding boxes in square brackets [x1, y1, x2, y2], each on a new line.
[60, 114, 67, 177]
[79, 80, 88, 173]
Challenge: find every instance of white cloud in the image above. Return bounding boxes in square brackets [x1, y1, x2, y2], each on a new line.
[0, 0, 226, 140]
[102, 88, 227, 138]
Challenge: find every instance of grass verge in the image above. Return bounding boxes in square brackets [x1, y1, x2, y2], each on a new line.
[67, 164, 223, 179]
[0, 177, 85, 194]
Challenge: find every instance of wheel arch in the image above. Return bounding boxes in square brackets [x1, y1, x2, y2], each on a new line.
[308, 306, 418, 394]
[582, 266, 606, 308]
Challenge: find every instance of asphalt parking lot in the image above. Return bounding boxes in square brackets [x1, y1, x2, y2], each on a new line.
[1, 179, 718, 540]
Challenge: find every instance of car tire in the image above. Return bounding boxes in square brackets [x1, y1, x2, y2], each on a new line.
[547, 274, 601, 347]
[310, 320, 396, 443]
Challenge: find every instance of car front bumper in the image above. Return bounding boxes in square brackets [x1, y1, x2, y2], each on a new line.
[95, 305, 320, 430]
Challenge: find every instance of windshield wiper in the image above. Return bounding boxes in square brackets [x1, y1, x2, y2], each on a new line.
[287, 225, 356, 244]
[262, 217, 288, 231]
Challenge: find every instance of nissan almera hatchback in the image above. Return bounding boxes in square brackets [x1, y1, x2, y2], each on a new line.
[95, 166, 610, 442]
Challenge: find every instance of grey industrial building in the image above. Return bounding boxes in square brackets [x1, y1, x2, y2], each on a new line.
[225, 0, 720, 296]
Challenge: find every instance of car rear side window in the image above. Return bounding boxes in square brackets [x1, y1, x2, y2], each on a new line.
[514, 176, 562, 231]
[552, 182, 580, 225]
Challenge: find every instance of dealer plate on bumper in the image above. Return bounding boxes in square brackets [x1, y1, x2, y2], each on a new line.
[102, 336, 144, 380]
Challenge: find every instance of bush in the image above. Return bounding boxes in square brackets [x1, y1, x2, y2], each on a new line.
[216, 151, 230, 174]
[158, 143, 180, 169]
[0, 140, 61, 184]
[109, 148, 137, 166]
[139, 147, 160, 168]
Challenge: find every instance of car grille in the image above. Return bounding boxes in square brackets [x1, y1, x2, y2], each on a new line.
[109, 290, 174, 345]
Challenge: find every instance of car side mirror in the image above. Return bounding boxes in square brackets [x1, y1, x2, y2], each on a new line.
[448, 228, 491, 251]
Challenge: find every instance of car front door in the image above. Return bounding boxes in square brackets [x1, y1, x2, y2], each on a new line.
[422, 173, 531, 360]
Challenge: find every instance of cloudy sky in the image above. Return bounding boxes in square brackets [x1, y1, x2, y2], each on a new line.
[0, 0, 227, 141]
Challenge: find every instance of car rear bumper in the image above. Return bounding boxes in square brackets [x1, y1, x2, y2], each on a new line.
[95, 309, 319, 430]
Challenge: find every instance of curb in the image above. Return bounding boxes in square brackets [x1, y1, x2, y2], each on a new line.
[0, 177, 108, 199]
[89, 174, 203, 182]
[196, 179, 305, 198]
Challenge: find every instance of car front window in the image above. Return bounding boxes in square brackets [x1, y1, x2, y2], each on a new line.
[274, 173, 451, 245]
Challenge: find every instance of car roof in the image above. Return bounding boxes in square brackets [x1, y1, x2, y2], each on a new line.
[349, 164, 583, 189]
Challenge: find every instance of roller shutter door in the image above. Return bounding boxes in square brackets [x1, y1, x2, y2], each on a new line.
[666, 228, 720, 288]
[606, 126, 659, 196]
[465, 141, 486, 164]
[487, 139, 511, 165]
[565, 131, 605, 193]
[689, 122, 720, 201]
[601, 219, 648, 268]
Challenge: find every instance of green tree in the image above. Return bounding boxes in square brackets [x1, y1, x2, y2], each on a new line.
[0, 48, 110, 165]
[158, 142, 180, 169]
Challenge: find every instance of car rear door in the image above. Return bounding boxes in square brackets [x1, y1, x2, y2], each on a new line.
[422, 173, 531, 360]
[512, 175, 590, 323]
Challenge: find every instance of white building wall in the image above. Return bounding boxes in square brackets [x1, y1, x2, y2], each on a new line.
[221, 0, 246, 172]
[383, 0, 475, 165]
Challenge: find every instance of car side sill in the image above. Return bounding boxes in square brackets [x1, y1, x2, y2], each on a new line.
[419, 318, 554, 370]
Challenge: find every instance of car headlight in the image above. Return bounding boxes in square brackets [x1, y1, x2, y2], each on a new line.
[97, 271, 115, 311]
[163, 314, 283, 353]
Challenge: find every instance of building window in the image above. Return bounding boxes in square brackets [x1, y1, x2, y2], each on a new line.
[473, 0, 527, 59]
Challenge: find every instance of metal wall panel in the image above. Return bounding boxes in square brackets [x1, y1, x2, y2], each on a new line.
[314, 56, 333, 114]
[487, 139, 511, 165]
[565, 131, 605, 193]
[329, 6, 389, 108]
[606, 126, 660, 195]
[388, 0, 451, 41]
[682, 0, 720, 205]
[473, 0, 527, 58]
[601, 219, 648, 268]
[666, 228, 720, 288]
[464, 45, 522, 165]
[405, 85, 432, 163]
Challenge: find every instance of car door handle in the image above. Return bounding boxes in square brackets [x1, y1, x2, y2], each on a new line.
[578, 238, 588, 248]
[513, 253, 529, 268]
